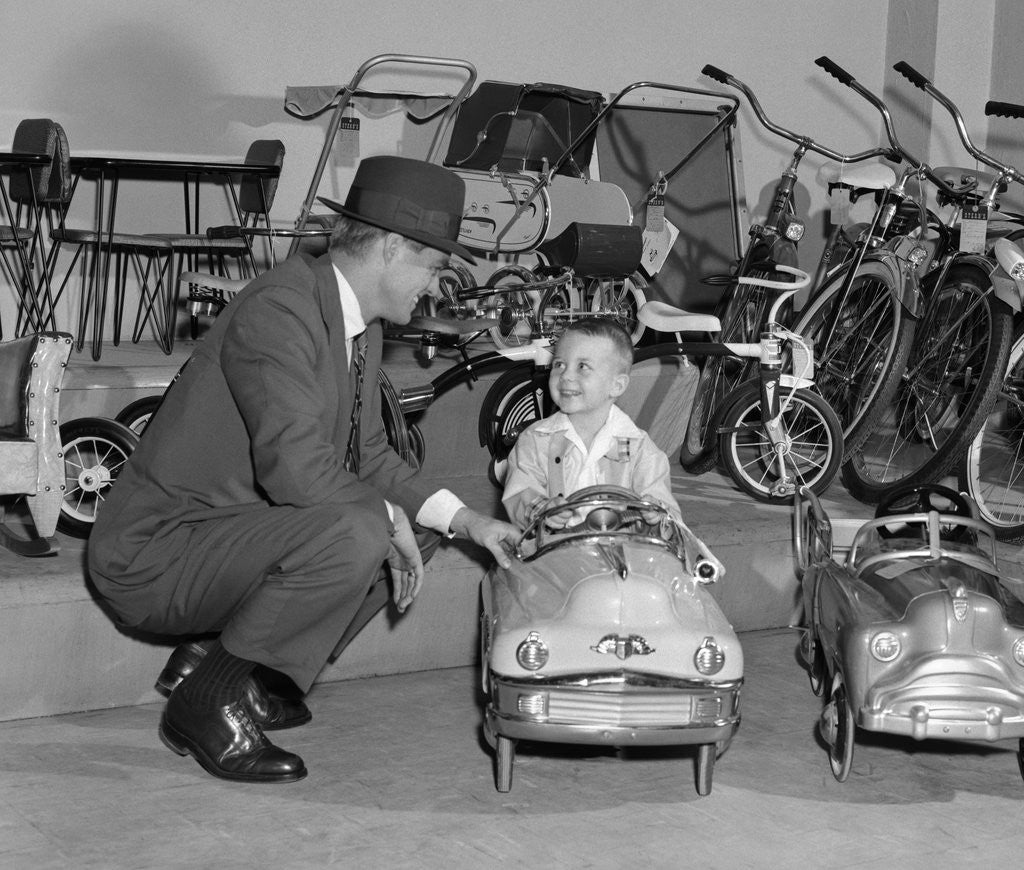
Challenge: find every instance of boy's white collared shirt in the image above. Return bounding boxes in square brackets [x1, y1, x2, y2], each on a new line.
[532, 405, 642, 493]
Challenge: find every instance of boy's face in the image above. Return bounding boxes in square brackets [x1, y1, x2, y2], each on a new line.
[549, 331, 629, 418]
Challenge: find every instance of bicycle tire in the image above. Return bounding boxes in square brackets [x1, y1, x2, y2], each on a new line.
[678, 242, 792, 473]
[678, 282, 764, 473]
[959, 325, 1024, 542]
[717, 380, 843, 503]
[841, 263, 1013, 503]
[792, 257, 915, 454]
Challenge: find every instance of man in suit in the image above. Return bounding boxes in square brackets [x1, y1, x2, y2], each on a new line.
[88, 156, 518, 784]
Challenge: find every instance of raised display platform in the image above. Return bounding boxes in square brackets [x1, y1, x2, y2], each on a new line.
[1, 336, 870, 722]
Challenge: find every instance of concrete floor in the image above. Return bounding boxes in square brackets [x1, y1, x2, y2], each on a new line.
[2, 628, 1023, 870]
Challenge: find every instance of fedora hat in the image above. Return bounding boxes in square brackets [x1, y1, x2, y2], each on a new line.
[319, 155, 475, 263]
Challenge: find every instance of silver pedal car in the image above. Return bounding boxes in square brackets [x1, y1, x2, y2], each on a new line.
[480, 485, 743, 796]
[793, 483, 1024, 782]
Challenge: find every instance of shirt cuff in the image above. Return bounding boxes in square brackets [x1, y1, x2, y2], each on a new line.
[416, 488, 466, 538]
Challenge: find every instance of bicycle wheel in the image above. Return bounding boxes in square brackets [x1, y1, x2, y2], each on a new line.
[842, 264, 1013, 503]
[717, 380, 843, 503]
[483, 264, 539, 349]
[678, 286, 764, 474]
[58, 417, 139, 538]
[477, 362, 550, 458]
[959, 326, 1024, 541]
[792, 257, 914, 454]
[678, 251, 787, 473]
[585, 271, 647, 345]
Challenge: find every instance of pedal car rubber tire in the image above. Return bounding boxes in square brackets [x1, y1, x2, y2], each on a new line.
[58, 417, 139, 539]
[115, 395, 164, 436]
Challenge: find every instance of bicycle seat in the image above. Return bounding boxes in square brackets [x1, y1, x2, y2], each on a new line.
[637, 300, 721, 333]
[817, 162, 897, 192]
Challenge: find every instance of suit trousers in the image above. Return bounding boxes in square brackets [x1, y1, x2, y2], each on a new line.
[117, 497, 391, 693]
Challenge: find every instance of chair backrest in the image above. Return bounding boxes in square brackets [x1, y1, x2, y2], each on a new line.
[238, 139, 285, 217]
[8, 119, 73, 206]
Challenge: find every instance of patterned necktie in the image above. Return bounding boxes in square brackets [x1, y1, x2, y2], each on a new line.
[343, 332, 368, 472]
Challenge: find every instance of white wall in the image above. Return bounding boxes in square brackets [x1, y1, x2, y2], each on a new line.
[2, 0, 997, 338]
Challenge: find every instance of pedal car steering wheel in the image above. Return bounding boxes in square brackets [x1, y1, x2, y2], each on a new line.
[562, 484, 643, 532]
[874, 483, 974, 542]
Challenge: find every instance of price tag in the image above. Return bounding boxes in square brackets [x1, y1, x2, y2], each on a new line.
[959, 204, 988, 253]
[829, 185, 852, 226]
[334, 106, 360, 166]
[640, 217, 679, 279]
[645, 174, 667, 232]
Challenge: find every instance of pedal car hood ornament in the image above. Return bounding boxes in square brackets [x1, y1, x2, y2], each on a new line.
[590, 633, 654, 659]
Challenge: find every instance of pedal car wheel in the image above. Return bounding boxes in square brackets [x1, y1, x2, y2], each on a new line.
[823, 672, 855, 782]
[1017, 738, 1024, 785]
[58, 417, 139, 538]
[495, 735, 515, 793]
[114, 395, 163, 436]
[696, 743, 715, 796]
[801, 629, 826, 697]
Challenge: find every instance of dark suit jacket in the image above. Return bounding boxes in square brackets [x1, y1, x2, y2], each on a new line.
[88, 252, 434, 589]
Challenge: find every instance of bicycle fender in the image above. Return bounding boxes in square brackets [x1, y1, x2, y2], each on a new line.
[862, 248, 923, 318]
[947, 252, 1022, 313]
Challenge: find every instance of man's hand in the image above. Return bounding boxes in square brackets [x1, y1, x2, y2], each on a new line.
[450, 507, 519, 568]
[387, 505, 425, 613]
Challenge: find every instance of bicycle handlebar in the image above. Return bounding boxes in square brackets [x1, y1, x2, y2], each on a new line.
[815, 56, 979, 200]
[986, 100, 1024, 120]
[893, 60, 1024, 187]
[701, 63, 891, 164]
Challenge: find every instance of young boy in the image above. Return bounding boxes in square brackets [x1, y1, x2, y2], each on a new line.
[502, 318, 682, 529]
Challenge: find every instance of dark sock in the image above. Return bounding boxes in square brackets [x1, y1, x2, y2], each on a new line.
[177, 639, 255, 709]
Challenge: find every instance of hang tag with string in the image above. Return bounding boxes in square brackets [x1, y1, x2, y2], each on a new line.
[959, 202, 988, 254]
[829, 161, 852, 226]
[335, 104, 360, 166]
[645, 173, 667, 232]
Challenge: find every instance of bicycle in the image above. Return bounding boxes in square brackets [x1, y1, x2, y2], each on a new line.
[838, 61, 1022, 503]
[679, 63, 895, 474]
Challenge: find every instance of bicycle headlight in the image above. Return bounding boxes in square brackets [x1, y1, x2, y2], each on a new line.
[783, 218, 805, 242]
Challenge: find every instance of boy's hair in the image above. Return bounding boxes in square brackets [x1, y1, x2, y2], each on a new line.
[559, 318, 634, 373]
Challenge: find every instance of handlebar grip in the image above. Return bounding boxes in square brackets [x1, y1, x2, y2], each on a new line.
[701, 64, 731, 84]
[814, 56, 855, 87]
[893, 61, 930, 90]
[986, 100, 1024, 119]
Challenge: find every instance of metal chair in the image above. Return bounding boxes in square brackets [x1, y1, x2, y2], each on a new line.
[0, 119, 72, 338]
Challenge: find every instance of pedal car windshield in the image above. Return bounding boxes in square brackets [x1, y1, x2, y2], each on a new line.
[849, 511, 1024, 627]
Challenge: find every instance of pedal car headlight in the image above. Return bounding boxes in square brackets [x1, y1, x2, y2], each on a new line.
[694, 636, 725, 675]
[1013, 637, 1024, 667]
[871, 631, 902, 662]
[516, 631, 549, 670]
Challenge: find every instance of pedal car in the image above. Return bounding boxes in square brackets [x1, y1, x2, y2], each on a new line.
[480, 485, 742, 796]
[793, 483, 1024, 783]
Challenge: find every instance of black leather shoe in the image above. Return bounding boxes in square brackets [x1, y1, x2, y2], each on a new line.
[156, 642, 312, 731]
[159, 692, 307, 783]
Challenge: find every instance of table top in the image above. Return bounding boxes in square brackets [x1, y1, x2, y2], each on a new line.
[0, 152, 50, 167]
[69, 154, 281, 177]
